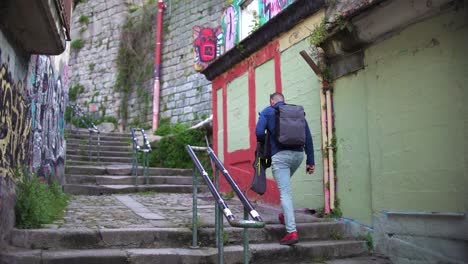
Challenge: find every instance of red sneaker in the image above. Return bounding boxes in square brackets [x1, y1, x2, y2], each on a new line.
[280, 231, 298, 245]
[278, 213, 285, 225]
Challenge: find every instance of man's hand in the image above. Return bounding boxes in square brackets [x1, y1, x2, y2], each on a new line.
[306, 164, 315, 174]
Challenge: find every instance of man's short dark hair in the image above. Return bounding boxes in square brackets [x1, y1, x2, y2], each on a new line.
[270, 92, 284, 102]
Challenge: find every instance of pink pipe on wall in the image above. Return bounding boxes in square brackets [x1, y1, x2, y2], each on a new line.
[152, 0, 165, 131]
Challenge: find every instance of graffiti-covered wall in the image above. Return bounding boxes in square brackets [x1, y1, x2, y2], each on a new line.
[0, 29, 30, 246]
[0, 28, 69, 245]
[221, 0, 297, 52]
[28, 54, 69, 184]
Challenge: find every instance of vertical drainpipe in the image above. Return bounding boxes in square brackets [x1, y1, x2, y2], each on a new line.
[324, 81, 335, 210]
[152, 0, 165, 131]
[319, 80, 331, 214]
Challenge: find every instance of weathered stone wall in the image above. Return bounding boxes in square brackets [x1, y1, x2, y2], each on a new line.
[69, 0, 225, 128]
[159, 0, 225, 125]
[68, 0, 129, 123]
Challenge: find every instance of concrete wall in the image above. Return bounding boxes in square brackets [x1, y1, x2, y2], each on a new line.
[334, 7, 468, 263]
[159, 0, 225, 125]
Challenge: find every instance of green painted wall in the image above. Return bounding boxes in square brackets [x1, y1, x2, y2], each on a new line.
[334, 72, 373, 225]
[255, 59, 276, 179]
[335, 9, 468, 225]
[217, 88, 224, 162]
[280, 39, 324, 209]
[227, 73, 250, 152]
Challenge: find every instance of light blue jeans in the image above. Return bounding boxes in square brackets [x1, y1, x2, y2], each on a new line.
[272, 150, 304, 233]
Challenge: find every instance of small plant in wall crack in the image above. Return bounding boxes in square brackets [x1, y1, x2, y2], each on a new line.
[71, 39, 85, 50]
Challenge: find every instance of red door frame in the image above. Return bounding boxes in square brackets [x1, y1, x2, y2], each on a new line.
[212, 41, 283, 204]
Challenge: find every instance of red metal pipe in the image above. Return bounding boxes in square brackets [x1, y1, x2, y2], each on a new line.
[152, 0, 165, 131]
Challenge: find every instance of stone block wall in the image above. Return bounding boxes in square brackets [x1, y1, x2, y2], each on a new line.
[68, 0, 129, 122]
[159, 0, 225, 125]
[69, 0, 225, 127]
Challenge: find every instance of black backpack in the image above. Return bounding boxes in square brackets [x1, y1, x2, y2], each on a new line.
[273, 104, 306, 147]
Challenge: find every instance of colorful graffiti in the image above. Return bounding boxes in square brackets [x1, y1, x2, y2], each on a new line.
[193, 26, 223, 71]
[259, 0, 296, 24]
[0, 49, 32, 179]
[27, 55, 68, 182]
[222, 3, 240, 51]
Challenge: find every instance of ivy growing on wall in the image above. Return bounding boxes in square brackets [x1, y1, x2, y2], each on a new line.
[115, 3, 156, 128]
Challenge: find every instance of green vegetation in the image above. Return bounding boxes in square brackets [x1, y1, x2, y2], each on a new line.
[148, 119, 209, 169]
[71, 39, 85, 50]
[68, 83, 85, 102]
[15, 170, 69, 229]
[358, 232, 374, 251]
[116, 3, 155, 127]
[221, 190, 235, 200]
[330, 230, 343, 240]
[129, 5, 140, 13]
[88, 63, 95, 71]
[309, 19, 327, 46]
[79, 14, 90, 25]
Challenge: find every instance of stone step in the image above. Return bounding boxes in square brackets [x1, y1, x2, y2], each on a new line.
[65, 175, 199, 185]
[67, 154, 133, 163]
[63, 184, 203, 195]
[10, 223, 351, 250]
[69, 130, 131, 137]
[1, 240, 367, 264]
[65, 165, 192, 176]
[67, 143, 131, 153]
[67, 138, 130, 147]
[66, 149, 133, 158]
[67, 132, 131, 141]
[66, 160, 130, 166]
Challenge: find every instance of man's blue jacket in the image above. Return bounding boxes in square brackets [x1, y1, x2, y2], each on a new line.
[255, 101, 315, 166]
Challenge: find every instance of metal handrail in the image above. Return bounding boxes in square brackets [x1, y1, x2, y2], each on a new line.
[130, 128, 152, 185]
[68, 103, 100, 163]
[186, 144, 265, 264]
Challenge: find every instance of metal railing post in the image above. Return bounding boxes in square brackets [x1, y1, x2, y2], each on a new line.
[88, 131, 91, 162]
[244, 208, 249, 264]
[218, 202, 224, 264]
[191, 165, 199, 248]
[97, 132, 100, 163]
[215, 168, 219, 247]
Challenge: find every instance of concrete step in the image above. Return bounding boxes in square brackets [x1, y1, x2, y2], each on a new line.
[66, 149, 133, 158]
[65, 165, 192, 176]
[66, 175, 199, 185]
[63, 184, 203, 195]
[67, 138, 130, 147]
[10, 223, 351, 250]
[67, 154, 133, 163]
[67, 143, 131, 153]
[0, 240, 367, 264]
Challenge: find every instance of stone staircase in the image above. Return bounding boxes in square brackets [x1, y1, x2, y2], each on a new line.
[0, 131, 371, 263]
[2, 212, 369, 264]
[64, 130, 203, 195]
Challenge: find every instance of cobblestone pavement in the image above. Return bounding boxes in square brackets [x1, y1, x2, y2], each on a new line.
[51, 192, 313, 230]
